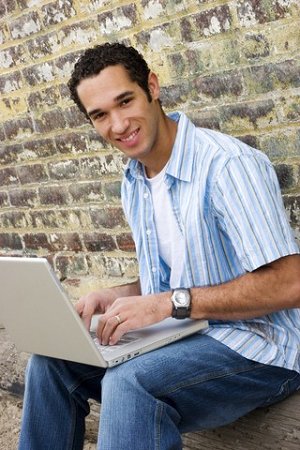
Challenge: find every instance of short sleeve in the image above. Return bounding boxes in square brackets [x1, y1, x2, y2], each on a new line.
[211, 154, 299, 272]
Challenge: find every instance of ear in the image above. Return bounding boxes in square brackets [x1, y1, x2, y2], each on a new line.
[148, 72, 160, 100]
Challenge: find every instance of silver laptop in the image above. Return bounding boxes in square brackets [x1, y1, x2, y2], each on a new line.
[0, 256, 208, 367]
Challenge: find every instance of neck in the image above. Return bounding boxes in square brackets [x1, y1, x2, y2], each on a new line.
[144, 112, 178, 178]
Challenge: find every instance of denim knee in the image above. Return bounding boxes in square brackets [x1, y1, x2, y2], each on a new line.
[25, 354, 54, 381]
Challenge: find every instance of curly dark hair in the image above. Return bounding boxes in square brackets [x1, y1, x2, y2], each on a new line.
[68, 42, 152, 118]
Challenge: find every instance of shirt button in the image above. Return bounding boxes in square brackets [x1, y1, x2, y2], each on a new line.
[152, 267, 157, 273]
[146, 229, 151, 235]
[143, 192, 149, 199]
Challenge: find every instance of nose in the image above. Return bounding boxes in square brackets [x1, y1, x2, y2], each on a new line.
[110, 111, 129, 135]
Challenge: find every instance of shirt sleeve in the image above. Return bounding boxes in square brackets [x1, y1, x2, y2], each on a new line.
[211, 154, 299, 272]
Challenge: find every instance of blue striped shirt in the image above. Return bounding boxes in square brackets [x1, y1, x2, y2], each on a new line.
[121, 111, 300, 373]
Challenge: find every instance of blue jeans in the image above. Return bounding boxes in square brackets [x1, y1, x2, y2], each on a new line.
[19, 335, 300, 450]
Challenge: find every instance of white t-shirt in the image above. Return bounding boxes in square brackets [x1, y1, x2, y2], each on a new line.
[145, 165, 184, 288]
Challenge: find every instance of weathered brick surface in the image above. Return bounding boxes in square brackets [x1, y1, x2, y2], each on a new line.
[0, 0, 299, 305]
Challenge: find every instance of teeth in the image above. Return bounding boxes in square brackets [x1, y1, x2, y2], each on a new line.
[121, 130, 138, 142]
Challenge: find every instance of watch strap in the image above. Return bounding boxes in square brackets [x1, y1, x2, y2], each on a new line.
[171, 304, 191, 319]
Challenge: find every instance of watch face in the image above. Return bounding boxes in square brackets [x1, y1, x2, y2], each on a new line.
[173, 289, 190, 307]
[176, 291, 188, 305]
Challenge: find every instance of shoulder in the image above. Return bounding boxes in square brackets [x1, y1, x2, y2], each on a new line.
[193, 127, 272, 177]
[194, 127, 266, 160]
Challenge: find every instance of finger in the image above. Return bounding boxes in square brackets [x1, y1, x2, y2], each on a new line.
[75, 297, 85, 315]
[109, 323, 128, 346]
[97, 314, 118, 345]
[81, 308, 94, 331]
[77, 294, 102, 330]
[79, 300, 97, 331]
[97, 314, 124, 345]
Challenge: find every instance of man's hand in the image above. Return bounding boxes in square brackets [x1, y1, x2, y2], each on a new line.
[75, 279, 146, 335]
[75, 289, 116, 332]
[96, 292, 172, 345]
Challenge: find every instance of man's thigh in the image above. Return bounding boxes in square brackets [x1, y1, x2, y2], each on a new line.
[106, 334, 300, 433]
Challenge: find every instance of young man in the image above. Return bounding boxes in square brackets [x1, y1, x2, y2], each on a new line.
[19, 43, 300, 450]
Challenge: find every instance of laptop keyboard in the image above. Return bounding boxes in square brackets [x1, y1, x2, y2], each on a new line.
[90, 331, 140, 354]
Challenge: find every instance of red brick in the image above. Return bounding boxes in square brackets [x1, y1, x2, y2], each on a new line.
[237, 0, 292, 27]
[180, 5, 232, 41]
[23, 233, 52, 251]
[0, 71, 23, 94]
[4, 117, 34, 140]
[55, 132, 89, 155]
[274, 164, 295, 191]
[0, 168, 18, 187]
[0, 44, 28, 69]
[0, 233, 22, 250]
[116, 233, 136, 252]
[64, 105, 89, 128]
[30, 209, 83, 229]
[221, 99, 275, 129]
[30, 210, 59, 229]
[90, 207, 126, 229]
[9, 11, 42, 39]
[17, 164, 48, 184]
[160, 81, 190, 108]
[22, 139, 57, 160]
[103, 181, 121, 201]
[41, 0, 76, 27]
[49, 233, 83, 252]
[0, 191, 9, 207]
[0, 211, 28, 228]
[55, 254, 88, 278]
[83, 233, 117, 252]
[244, 60, 300, 94]
[48, 160, 80, 180]
[27, 32, 59, 61]
[35, 109, 67, 133]
[23, 61, 56, 86]
[0, 0, 17, 17]
[39, 185, 69, 206]
[97, 4, 137, 36]
[69, 181, 103, 203]
[27, 86, 60, 111]
[192, 70, 243, 100]
[58, 21, 97, 49]
[0, 144, 22, 165]
[10, 188, 38, 207]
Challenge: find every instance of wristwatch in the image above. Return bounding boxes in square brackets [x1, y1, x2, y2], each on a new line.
[171, 288, 191, 319]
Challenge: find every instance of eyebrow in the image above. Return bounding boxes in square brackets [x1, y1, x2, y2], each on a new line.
[87, 91, 135, 119]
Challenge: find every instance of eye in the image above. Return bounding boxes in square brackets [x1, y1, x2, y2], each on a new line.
[120, 97, 132, 107]
[91, 111, 106, 121]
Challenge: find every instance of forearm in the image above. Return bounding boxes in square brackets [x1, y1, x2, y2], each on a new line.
[108, 279, 141, 301]
[189, 255, 300, 321]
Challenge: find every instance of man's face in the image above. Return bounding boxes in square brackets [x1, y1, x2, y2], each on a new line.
[76, 64, 162, 163]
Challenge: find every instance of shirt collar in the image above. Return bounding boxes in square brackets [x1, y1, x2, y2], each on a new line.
[124, 111, 196, 183]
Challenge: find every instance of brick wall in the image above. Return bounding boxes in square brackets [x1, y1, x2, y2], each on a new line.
[0, 0, 299, 299]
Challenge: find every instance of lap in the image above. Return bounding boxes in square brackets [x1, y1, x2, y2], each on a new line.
[28, 334, 300, 432]
[104, 334, 300, 431]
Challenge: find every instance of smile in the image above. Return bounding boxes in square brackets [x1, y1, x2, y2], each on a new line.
[119, 129, 139, 143]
